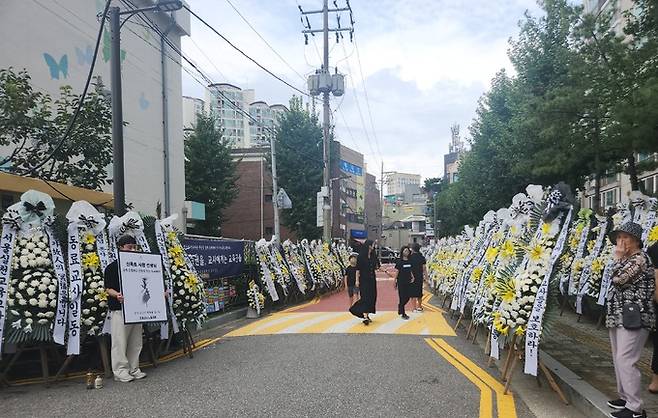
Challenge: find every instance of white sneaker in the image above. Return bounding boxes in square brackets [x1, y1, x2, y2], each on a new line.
[130, 370, 147, 380]
[113, 373, 134, 383]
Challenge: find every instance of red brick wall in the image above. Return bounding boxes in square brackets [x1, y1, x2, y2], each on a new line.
[221, 158, 296, 242]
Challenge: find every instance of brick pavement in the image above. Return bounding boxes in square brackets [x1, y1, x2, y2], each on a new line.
[541, 308, 658, 416]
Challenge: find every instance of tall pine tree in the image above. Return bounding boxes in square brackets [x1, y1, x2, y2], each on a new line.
[185, 113, 238, 236]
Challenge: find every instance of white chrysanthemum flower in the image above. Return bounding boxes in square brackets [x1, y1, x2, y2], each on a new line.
[49, 300, 57, 308]
[38, 293, 47, 300]
[25, 318, 33, 324]
[90, 282, 99, 290]
[41, 277, 51, 285]
[82, 309, 90, 315]
[86, 298, 94, 303]
[83, 319, 93, 326]
[38, 284, 47, 292]
[19, 239, 28, 246]
[7, 298, 14, 306]
[91, 306, 97, 312]
[48, 292, 56, 300]
[18, 299, 27, 305]
[99, 301, 107, 308]
[37, 299, 48, 308]
[26, 288, 35, 296]
[17, 282, 27, 290]
[48, 284, 56, 292]
[10, 309, 20, 316]
[45, 311, 55, 318]
[38, 319, 48, 325]
[37, 242, 46, 249]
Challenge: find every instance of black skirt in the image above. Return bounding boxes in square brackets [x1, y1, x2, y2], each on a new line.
[349, 270, 377, 317]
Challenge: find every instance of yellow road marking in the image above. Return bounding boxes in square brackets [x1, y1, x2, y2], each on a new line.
[425, 338, 493, 418]
[280, 296, 320, 313]
[396, 311, 456, 336]
[250, 314, 326, 335]
[298, 312, 356, 333]
[432, 338, 517, 418]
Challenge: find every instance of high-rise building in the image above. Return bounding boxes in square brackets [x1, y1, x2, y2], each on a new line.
[385, 171, 421, 196]
[182, 96, 205, 132]
[206, 83, 254, 147]
[248, 101, 288, 147]
[583, 0, 636, 35]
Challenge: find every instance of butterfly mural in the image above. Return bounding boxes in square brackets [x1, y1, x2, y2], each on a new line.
[139, 93, 150, 110]
[43, 53, 69, 80]
[75, 45, 94, 66]
[102, 28, 127, 63]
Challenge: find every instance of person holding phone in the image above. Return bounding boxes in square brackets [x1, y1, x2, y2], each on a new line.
[104, 234, 147, 383]
[606, 222, 655, 418]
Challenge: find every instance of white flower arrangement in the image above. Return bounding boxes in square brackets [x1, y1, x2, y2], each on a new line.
[247, 280, 265, 312]
[78, 231, 108, 336]
[6, 231, 58, 343]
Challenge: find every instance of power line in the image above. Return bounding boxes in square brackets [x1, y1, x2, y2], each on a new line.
[124, 8, 325, 167]
[11, 0, 112, 174]
[223, 0, 306, 83]
[353, 37, 383, 162]
[183, 4, 309, 97]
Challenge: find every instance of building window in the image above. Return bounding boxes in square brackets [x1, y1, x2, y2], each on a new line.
[642, 175, 656, 194]
[602, 188, 618, 208]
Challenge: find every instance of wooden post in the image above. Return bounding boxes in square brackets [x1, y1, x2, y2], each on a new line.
[471, 323, 480, 344]
[39, 346, 50, 387]
[484, 329, 491, 355]
[465, 320, 475, 339]
[503, 353, 519, 394]
[0, 347, 24, 387]
[539, 360, 570, 405]
[53, 355, 76, 382]
[454, 313, 464, 331]
[501, 334, 518, 382]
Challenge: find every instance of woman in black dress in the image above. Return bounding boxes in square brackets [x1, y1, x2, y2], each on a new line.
[394, 246, 413, 320]
[349, 240, 378, 325]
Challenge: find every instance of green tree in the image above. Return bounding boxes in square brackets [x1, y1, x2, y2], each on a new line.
[0, 68, 113, 190]
[185, 113, 239, 236]
[275, 97, 323, 239]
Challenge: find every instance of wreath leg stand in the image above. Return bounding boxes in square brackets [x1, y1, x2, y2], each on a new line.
[0, 346, 25, 387]
[98, 335, 112, 377]
[471, 323, 480, 344]
[53, 354, 76, 382]
[501, 334, 518, 382]
[39, 345, 50, 387]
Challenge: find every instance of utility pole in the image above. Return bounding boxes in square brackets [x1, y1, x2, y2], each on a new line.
[379, 161, 383, 258]
[300, 0, 351, 243]
[109, 6, 126, 216]
[108, 1, 183, 217]
[270, 134, 281, 242]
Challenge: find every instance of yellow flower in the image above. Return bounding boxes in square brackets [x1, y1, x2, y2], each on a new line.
[575, 223, 585, 235]
[168, 245, 183, 258]
[649, 226, 658, 243]
[495, 278, 516, 303]
[587, 240, 596, 253]
[500, 240, 516, 258]
[82, 232, 96, 245]
[529, 244, 545, 262]
[166, 231, 178, 242]
[494, 318, 509, 335]
[592, 258, 604, 275]
[82, 252, 100, 269]
[173, 256, 186, 267]
[541, 223, 551, 236]
[184, 273, 200, 292]
[514, 326, 526, 336]
[471, 266, 484, 283]
[485, 247, 499, 264]
[98, 290, 108, 301]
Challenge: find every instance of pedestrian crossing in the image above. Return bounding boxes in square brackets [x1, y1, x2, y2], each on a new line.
[226, 294, 456, 337]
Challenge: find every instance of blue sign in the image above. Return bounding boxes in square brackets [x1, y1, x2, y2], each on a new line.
[339, 160, 363, 176]
[350, 229, 367, 238]
[181, 238, 244, 278]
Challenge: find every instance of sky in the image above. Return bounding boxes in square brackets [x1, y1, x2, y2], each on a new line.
[181, 0, 543, 183]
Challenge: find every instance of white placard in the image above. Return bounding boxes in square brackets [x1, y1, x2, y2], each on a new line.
[119, 251, 168, 324]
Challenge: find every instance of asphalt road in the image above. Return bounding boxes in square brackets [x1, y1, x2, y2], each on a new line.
[1, 277, 541, 418]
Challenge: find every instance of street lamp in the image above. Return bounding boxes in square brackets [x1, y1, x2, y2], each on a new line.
[109, 0, 183, 216]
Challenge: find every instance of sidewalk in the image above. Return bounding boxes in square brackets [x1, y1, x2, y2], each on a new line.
[541, 308, 658, 416]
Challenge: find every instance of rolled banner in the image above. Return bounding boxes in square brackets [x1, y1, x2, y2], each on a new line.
[43, 217, 68, 345]
[524, 206, 573, 376]
[0, 208, 20, 357]
[65, 201, 109, 354]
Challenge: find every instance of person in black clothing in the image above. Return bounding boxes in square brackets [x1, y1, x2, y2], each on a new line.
[394, 246, 413, 320]
[104, 235, 147, 383]
[409, 243, 427, 312]
[647, 242, 658, 393]
[349, 240, 378, 325]
[344, 254, 359, 306]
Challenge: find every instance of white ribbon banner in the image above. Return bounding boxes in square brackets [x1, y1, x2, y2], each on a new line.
[66, 224, 83, 355]
[575, 219, 608, 314]
[642, 211, 656, 250]
[0, 224, 17, 358]
[260, 261, 279, 301]
[597, 259, 616, 306]
[154, 221, 179, 338]
[44, 224, 68, 345]
[524, 207, 573, 376]
[96, 231, 110, 273]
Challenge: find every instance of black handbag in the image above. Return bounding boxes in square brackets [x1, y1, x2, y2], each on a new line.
[622, 302, 643, 330]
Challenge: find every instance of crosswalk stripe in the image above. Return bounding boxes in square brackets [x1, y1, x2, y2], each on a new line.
[280, 312, 345, 333]
[345, 312, 399, 333]
[251, 313, 318, 335]
[225, 313, 304, 337]
[297, 313, 357, 333]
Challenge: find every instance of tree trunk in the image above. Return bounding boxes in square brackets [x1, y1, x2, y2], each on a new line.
[593, 173, 601, 213]
[592, 120, 602, 213]
[627, 152, 639, 191]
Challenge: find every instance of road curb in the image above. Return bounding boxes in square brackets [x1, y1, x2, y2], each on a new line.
[540, 350, 610, 418]
[196, 307, 248, 333]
